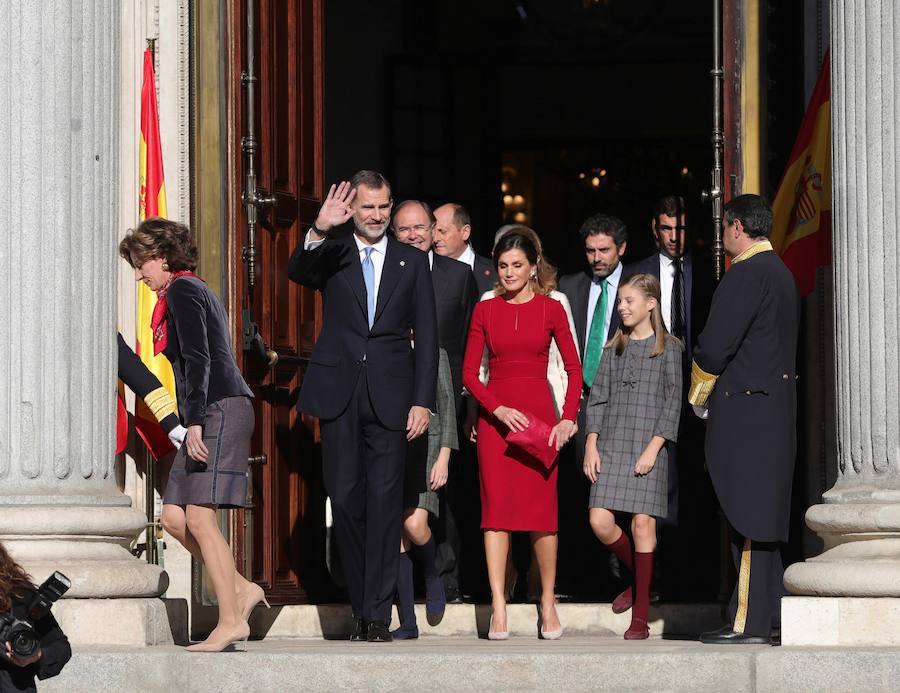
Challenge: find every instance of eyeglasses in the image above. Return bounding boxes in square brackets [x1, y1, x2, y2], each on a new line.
[395, 224, 433, 234]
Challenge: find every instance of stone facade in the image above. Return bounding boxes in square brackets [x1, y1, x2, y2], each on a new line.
[0, 0, 171, 645]
[783, 0, 900, 644]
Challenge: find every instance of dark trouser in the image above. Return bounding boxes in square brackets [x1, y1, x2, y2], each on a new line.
[320, 365, 407, 624]
[726, 527, 785, 636]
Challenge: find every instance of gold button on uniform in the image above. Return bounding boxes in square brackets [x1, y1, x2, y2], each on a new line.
[782, 374, 789, 380]
[745, 390, 751, 395]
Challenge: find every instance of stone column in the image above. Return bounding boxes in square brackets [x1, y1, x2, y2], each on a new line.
[0, 1, 170, 644]
[783, 0, 900, 646]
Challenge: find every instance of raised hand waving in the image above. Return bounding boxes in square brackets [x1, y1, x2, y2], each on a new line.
[313, 181, 357, 235]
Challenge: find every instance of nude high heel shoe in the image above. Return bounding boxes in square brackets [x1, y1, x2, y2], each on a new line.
[239, 583, 271, 622]
[539, 605, 563, 640]
[186, 621, 251, 652]
[488, 610, 509, 640]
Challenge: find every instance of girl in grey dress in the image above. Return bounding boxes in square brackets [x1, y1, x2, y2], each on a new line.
[583, 274, 683, 640]
[392, 348, 458, 639]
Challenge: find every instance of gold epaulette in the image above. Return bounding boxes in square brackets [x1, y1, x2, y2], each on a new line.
[144, 386, 178, 422]
[688, 360, 718, 407]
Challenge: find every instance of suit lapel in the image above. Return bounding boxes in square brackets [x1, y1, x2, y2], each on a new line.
[340, 235, 369, 321]
[576, 272, 591, 351]
[431, 254, 447, 303]
[683, 251, 694, 350]
[374, 237, 403, 323]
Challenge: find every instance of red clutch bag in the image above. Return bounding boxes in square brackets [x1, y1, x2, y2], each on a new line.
[504, 411, 558, 468]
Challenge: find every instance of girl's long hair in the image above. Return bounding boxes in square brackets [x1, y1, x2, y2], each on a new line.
[0, 542, 32, 612]
[606, 273, 670, 357]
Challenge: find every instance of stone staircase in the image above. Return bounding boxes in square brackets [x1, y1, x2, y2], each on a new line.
[42, 603, 900, 692]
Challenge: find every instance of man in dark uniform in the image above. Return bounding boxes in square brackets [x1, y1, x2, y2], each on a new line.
[689, 194, 799, 645]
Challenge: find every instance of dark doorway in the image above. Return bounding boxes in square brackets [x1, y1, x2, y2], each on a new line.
[322, 0, 720, 603]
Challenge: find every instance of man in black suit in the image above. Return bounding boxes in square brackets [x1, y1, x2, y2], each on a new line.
[690, 194, 799, 645]
[433, 203, 497, 295]
[392, 199, 478, 403]
[432, 201, 496, 600]
[288, 171, 438, 643]
[625, 196, 714, 363]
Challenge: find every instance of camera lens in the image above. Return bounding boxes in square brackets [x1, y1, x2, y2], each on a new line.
[10, 628, 38, 658]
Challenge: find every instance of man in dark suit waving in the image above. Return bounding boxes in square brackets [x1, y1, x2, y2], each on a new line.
[288, 171, 438, 643]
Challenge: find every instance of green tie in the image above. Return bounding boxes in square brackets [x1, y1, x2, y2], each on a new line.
[583, 279, 608, 388]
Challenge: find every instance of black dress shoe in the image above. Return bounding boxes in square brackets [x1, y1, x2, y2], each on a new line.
[770, 627, 781, 646]
[366, 620, 393, 642]
[700, 625, 770, 645]
[349, 617, 367, 642]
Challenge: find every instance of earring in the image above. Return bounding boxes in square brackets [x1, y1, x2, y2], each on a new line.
[530, 272, 537, 279]
[162, 262, 169, 271]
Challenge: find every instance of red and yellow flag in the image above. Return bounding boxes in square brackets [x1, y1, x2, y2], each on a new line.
[134, 48, 177, 459]
[771, 52, 831, 296]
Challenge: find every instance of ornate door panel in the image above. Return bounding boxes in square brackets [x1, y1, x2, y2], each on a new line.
[230, 0, 329, 604]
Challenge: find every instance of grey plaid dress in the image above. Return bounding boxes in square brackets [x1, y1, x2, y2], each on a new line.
[404, 349, 458, 516]
[586, 335, 683, 517]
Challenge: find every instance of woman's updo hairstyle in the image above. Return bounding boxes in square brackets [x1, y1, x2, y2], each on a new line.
[492, 231, 538, 269]
[118, 217, 199, 272]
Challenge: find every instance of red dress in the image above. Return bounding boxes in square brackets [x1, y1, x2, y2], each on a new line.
[462, 294, 582, 531]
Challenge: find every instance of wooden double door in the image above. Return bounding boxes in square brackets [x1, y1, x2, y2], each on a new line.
[229, 0, 332, 604]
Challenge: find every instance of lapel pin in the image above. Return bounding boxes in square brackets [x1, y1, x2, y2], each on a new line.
[400, 260, 406, 267]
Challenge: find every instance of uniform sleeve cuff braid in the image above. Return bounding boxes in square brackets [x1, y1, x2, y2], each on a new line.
[688, 360, 718, 407]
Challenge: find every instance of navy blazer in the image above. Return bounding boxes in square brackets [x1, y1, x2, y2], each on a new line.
[288, 232, 438, 430]
[163, 277, 253, 426]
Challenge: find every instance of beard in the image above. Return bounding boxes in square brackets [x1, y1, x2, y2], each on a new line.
[353, 216, 389, 241]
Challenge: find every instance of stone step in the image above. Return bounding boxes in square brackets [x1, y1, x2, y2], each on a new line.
[237, 602, 725, 640]
[43, 638, 900, 693]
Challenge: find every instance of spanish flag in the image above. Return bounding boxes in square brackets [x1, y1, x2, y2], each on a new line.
[133, 48, 177, 459]
[770, 52, 831, 296]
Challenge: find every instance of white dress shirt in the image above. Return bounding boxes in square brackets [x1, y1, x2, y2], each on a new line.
[585, 261, 623, 346]
[428, 249, 434, 270]
[304, 229, 388, 300]
[659, 253, 675, 333]
[458, 243, 476, 270]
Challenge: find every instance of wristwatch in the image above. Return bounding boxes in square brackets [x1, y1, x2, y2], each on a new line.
[311, 223, 328, 236]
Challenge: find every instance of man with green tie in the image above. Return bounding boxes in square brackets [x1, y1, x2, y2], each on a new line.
[558, 214, 628, 594]
[559, 213, 629, 399]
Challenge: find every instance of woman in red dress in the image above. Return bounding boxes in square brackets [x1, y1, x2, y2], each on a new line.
[462, 232, 582, 640]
